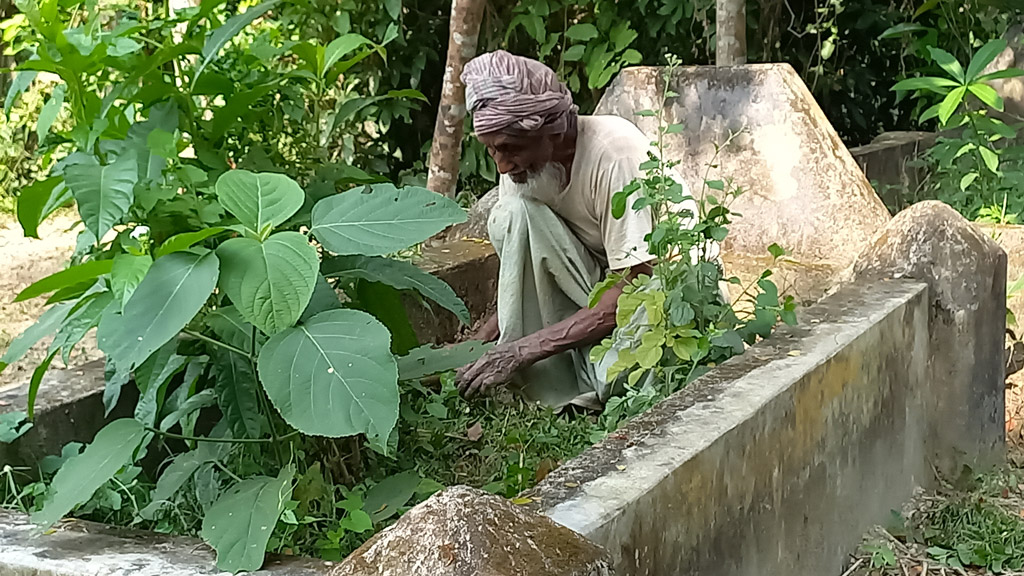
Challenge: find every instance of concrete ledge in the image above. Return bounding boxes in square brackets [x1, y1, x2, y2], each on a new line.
[531, 280, 933, 575]
[0, 510, 328, 575]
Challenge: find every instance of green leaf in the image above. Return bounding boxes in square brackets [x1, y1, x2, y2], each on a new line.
[155, 228, 228, 258]
[396, 341, 493, 381]
[976, 68, 1024, 83]
[322, 255, 469, 324]
[97, 252, 219, 371]
[50, 290, 113, 364]
[201, 467, 294, 574]
[217, 232, 318, 335]
[211, 346, 263, 439]
[195, 0, 280, 81]
[938, 86, 967, 125]
[110, 254, 152, 311]
[17, 177, 71, 239]
[5, 70, 36, 113]
[968, 83, 1004, 111]
[767, 243, 786, 259]
[140, 424, 230, 520]
[300, 275, 343, 323]
[134, 341, 187, 427]
[891, 76, 960, 93]
[352, 282, 418, 355]
[25, 350, 56, 420]
[31, 419, 148, 529]
[66, 152, 139, 242]
[980, 146, 1000, 173]
[102, 359, 131, 415]
[0, 302, 72, 375]
[363, 470, 421, 522]
[609, 24, 638, 51]
[384, 0, 401, 19]
[563, 44, 586, 61]
[961, 172, 980, 191]
[207, 306, 261, 350]
[36, 83, 65, 142]
[257, 309, 399, 439]
[14, 259, 114, 302]
[146, 129, 179, 159]
[879, 22, 929, 39]
[311, 184, 466, 256]
[127, 102, 179, 184]
[927, 46, 966, 83]
[966, 39, 1008, 82]
[322, 34, 373, 77]
[0, 411, 33, 443]
[216, 170, 305, 236]
[565, 23, 599, 41]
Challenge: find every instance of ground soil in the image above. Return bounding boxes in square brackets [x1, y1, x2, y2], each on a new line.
[0, 212, 101, 394]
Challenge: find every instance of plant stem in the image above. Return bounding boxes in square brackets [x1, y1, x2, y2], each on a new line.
[143, 425, 299, 445]
[213, 460, 243, 483]
[252, 326, 285, 466]
[182, 330, 249, 358]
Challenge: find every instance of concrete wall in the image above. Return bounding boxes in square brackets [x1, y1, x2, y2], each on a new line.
[533, 281, 932, 575]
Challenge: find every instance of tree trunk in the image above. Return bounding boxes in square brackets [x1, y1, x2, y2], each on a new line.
[426, 0, 485, 198]
[716, 0, 747, 66]
[0, 0, 14, 98]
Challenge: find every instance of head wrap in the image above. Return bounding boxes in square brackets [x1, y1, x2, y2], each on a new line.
[461, 50, 578, 136]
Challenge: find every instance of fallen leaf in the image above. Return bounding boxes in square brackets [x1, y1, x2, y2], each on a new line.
[564, 482, 579, 488]
[616, 465, 627, 471]
[788, 350, 802, 357]
[466, 422, 483, 442]
[510, 497, 533, 505]
[535, 458, 556, 483]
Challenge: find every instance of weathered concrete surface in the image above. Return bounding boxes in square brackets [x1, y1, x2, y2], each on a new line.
[849, 131, 937, 214]
[333, 486, 612, 576]
[530, 280, 932, 576]
[0, 510, 328, 576]
[431, 187, 499, 244]
[983, 22, 1024, 120]
[978, 223, 1024, 331]
[596, 64, 892, 303]
[846, 201, 1006, 476]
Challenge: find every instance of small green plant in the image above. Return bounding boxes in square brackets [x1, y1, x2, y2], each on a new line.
[589, 56, 795, 415]
[892, 38, 1024, 221]
[863, 542, 898, 569]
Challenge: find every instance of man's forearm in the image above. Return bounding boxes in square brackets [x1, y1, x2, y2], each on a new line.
[514, 300, 618, 364]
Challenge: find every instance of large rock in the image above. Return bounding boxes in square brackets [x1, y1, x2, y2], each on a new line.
[845, 200, 1006, 476]
[983, 22, 1024, 120]
[333, 486, 613, 576]
[596, 64, 892, 303]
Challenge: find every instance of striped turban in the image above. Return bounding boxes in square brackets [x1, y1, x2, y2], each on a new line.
[461, 50, 578, 136]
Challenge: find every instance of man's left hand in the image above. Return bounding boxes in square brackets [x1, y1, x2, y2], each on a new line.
[457, 343, 528, 398]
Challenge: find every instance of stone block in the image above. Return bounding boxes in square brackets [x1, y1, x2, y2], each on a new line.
[983, 22, 1024, 120]
[333, 486, 612, 576]
[596, 64, 892, 303]
[847, 200, 1007, 475]
[849, 131, 937, 214]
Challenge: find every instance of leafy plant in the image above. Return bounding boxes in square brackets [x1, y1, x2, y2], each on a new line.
[589, 56, 796, 412]
[892, 39, 1024, 221]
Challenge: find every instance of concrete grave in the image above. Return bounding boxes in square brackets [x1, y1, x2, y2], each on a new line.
[596, 64, 892, 303]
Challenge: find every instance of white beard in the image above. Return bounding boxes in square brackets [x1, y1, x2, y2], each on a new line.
[503, 163, 567, 206]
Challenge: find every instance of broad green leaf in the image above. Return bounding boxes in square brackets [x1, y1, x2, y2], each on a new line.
[155, 228, 227, 258]
[207, 306, 262, 350]
[0, 302, 72, 375]
[384, 0, 401, 19]
[15, 259, 114, 302]
[322, 34, 373, 76]
[97, 252, 219, 371]
[961, 172, 980, 191]
[353, 282, 418, 355]
[66, 152, 139, 242]
[32, 419, 148, 529]
[927, 46, 965, 83]
[134, 341, 187, 427]
[195, 0, 280, 81]
[128, 102, 180, 183]
[36, 83, 65, 141]
[216, 170, 304, 235]
[565, 23, 598, 41]
[891, 76, 960, 93]
[396, 340, 493, 381]
[966, 39, 1008, 82]
[17, 177, 71, 239]
[310, 184, 466, 256]
[0, 411, 32, 443]
[968, 83, 1004, 111]
[50, 290, 113, 364]
[363, 470, 421, 522]
[159, 388, 217, 432]
[201, 467, 294, 574]
[110, 254, 152, 311]
[257, 309, 399, 439]
[139, 428, 231, 520]
[102, 358, 131, 415]
[938, 86, 967, 125]
[212, 347, 263, 439]
[300, 275, 343, 323]
[980, 146, 1000, 173]
[563, 44, 586, 61]
[322, 255, 469, 324]
[217, 232, 318, 335]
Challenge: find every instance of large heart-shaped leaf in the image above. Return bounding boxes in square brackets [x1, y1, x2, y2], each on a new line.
[217, 232, 318, 335]
[66, 152, 139, 242]
[201, 466, 294, 574]
[110, 253, 152, 311]
[215, 170, 304, 235]
[257, 309, 398, 439]
[32, 418, 148, 529]
[323, 254, 469, 324]
[97, 252, 219, 371]
[310, 184, 466, 256]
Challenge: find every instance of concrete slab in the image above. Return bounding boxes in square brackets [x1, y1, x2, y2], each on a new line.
[595, 64, 892, 303]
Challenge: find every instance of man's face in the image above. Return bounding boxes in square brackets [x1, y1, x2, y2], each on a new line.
[477, 131, 555, 184]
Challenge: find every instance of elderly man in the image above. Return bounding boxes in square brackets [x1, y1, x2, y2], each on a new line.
[454, 50, 698, 409]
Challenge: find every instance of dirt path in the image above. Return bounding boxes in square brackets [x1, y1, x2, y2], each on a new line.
[0, 212, 101, 393]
